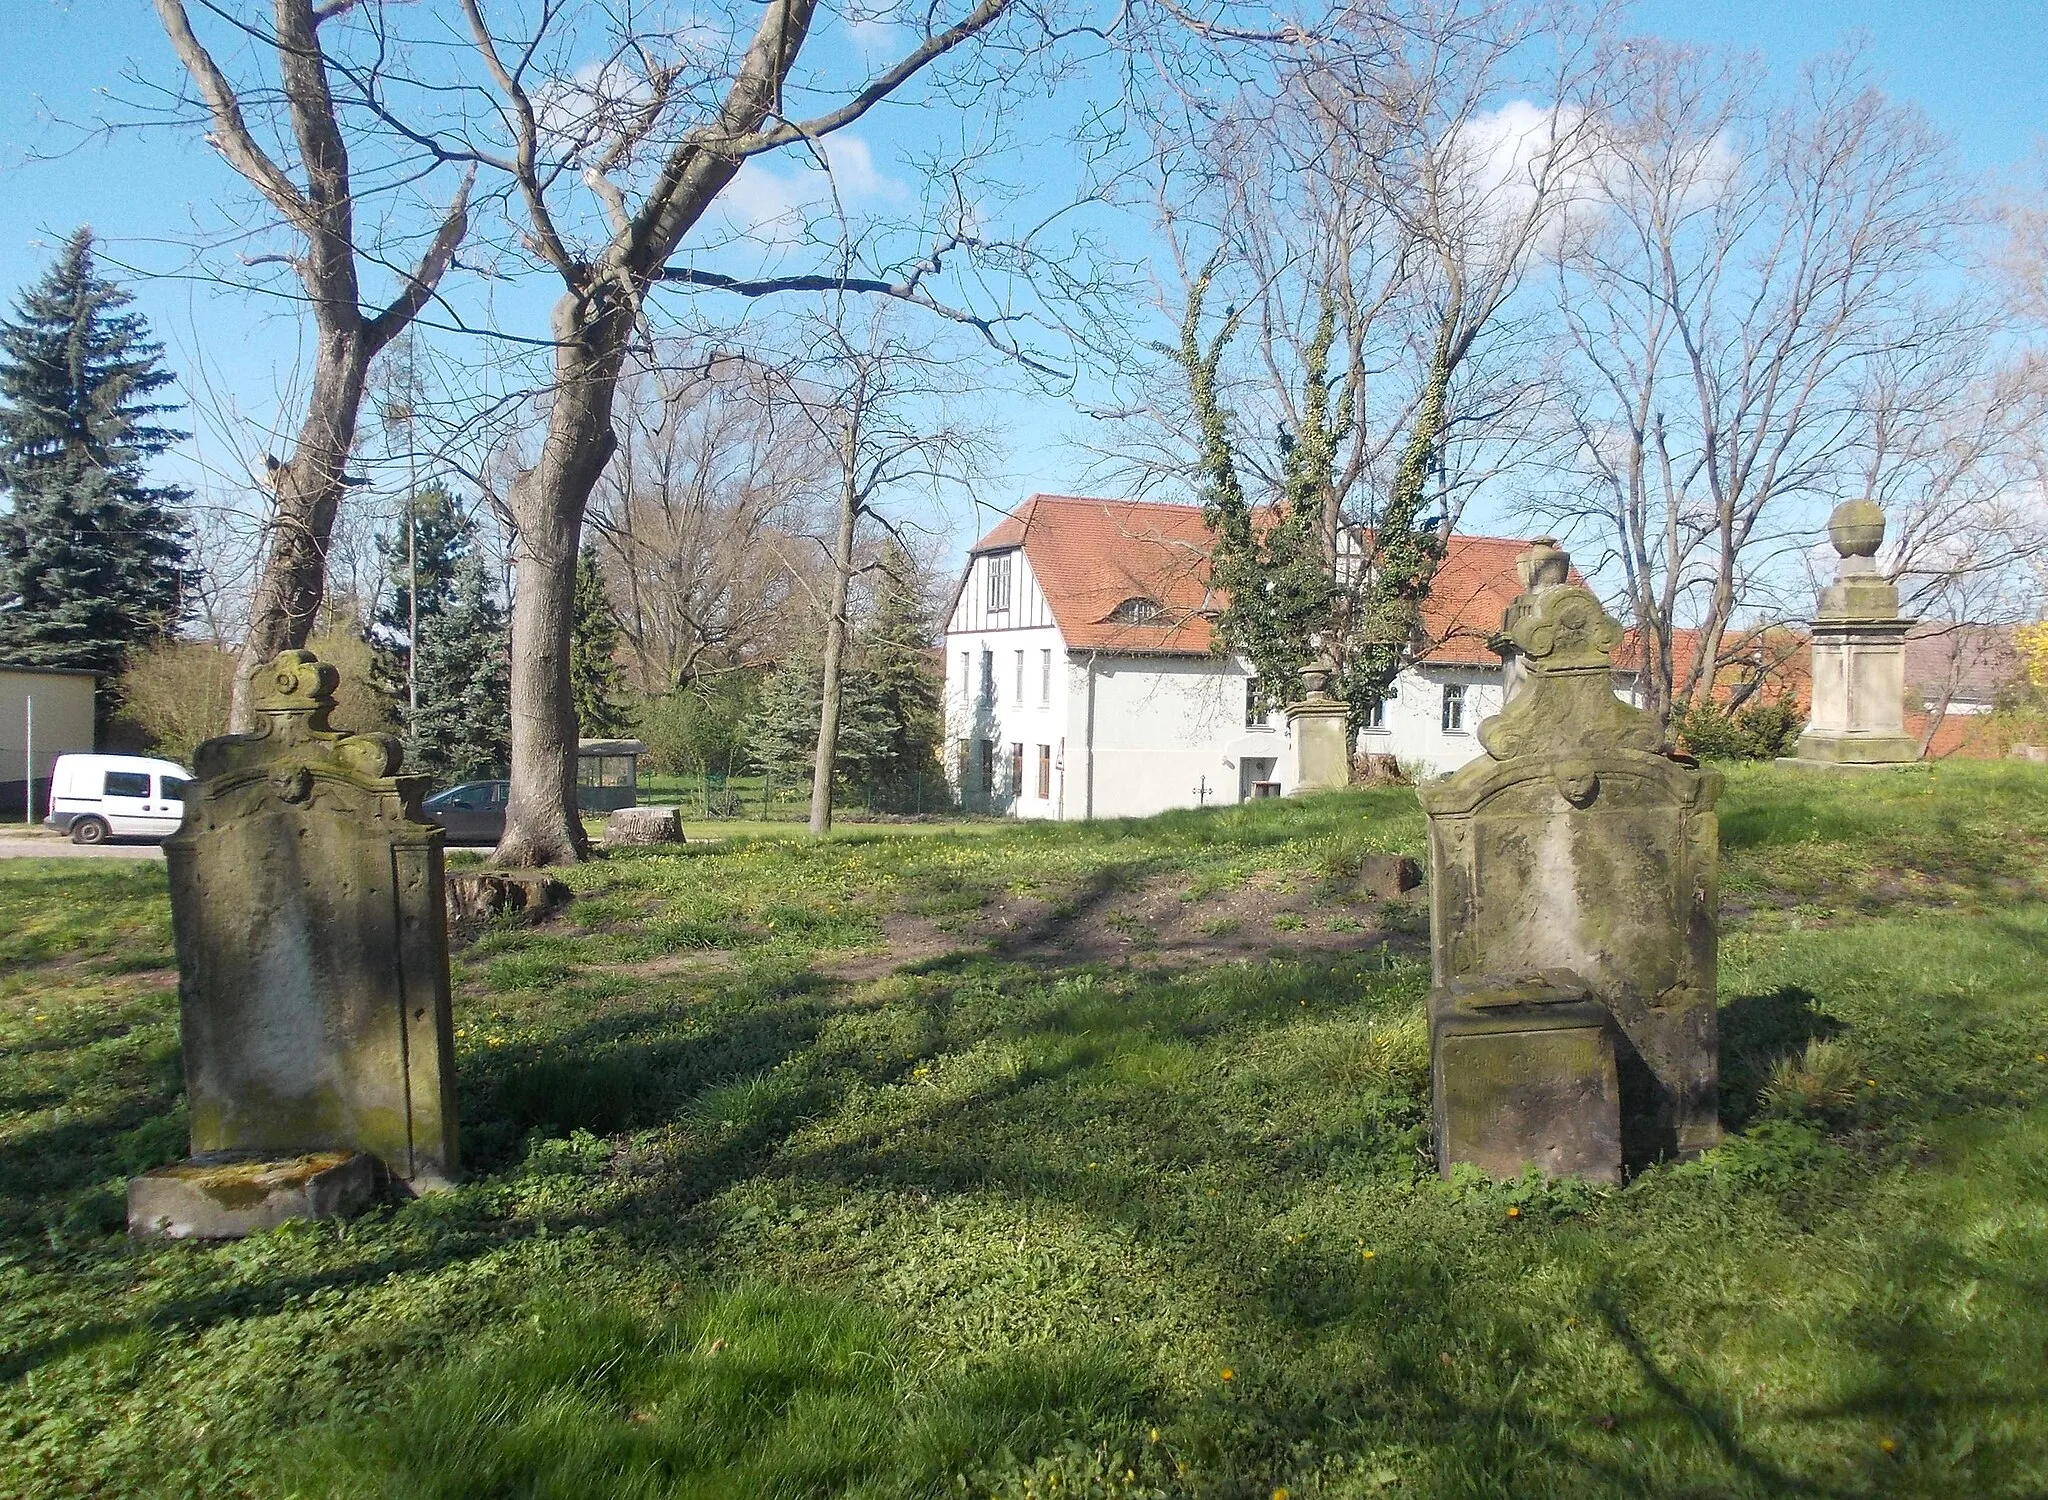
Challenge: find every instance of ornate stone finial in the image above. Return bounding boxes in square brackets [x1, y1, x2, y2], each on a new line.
[1516, 538, 1572, 591]
[194, 649, 406, 786]
[1479, 550, 1653, 761]
[257, 649, 341, 713]
[1299, 655, 1336, 702]
[1828, 499, 1885, 560]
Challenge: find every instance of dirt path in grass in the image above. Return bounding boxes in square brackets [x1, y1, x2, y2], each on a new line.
[819, 868, 1426, 982]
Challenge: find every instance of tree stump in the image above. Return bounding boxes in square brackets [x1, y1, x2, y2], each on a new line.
[445, 871, 571, 928]
[604, 806, 684, 847]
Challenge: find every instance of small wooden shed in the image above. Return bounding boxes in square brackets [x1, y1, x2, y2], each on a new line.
[575, 738, 644, 813]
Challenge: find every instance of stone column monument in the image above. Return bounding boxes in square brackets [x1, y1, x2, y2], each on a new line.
[1781, 499, 1920, 767]
[128, 650, 459, 1237]
[1418, 541, 1722, 1182]
[1287, 658, 1352, 793]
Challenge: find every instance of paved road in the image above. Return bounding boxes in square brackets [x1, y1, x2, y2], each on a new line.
[0, 835, 164, 859]
[0, 836, 511, 860]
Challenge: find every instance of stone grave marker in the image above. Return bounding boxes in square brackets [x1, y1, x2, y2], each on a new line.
[129, 650, 459, 1237]
[1780, 499, 1921, 768]
[1287, 658, 1352, 793]
[1418, 541, 1722, 1181]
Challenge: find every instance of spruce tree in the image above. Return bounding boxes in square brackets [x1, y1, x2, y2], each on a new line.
[752, 560, 942, 810]
[0, 228, 195, 677]
[373, 489, 509, 782]
[751, 634, 893, 797]
[859, 548, 946, 809]
[570, 544, 631, 737]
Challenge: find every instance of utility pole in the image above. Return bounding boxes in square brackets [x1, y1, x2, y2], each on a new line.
[22, 695, 32, 827]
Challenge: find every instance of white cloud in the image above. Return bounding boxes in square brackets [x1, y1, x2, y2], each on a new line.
[716, 133, 908, 240]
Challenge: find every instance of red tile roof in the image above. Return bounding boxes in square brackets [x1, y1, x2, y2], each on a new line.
[966, 494, 1558, 662]
[970, 495, 1221, 654]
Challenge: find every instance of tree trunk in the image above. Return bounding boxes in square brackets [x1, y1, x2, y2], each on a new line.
[230, 331, 369, 728]
[810, 429, 861, 837]
[492, 302, 627, 867]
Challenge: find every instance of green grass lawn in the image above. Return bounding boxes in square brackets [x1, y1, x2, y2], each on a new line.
[3, 765, 2047, 1497]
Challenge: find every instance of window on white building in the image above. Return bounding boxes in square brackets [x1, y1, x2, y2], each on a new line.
[958, 651, 969, 699]
[986, 553, 1013, 613]
[979, 648, 994, 703]
[1014, 650, 1025, 703]
[1036, 744, 1052, 799]
[1040, 649, 1052, 705]
[1364, 698, 1386, 730]
[1442, 683, 1466, 733]
[1244, 678, 1261, 728]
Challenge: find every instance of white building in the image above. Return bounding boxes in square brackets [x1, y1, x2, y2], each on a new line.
[941, 495, 1548, 819]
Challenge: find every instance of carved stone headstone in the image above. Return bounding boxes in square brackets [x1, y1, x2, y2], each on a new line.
[132, 650, 459, 1235]
[1418, 541, 1722, 1180]
[1781, 499, 1920, 767]
[1287, 658, 1352, 793]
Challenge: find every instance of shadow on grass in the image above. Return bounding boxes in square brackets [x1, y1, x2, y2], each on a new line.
[1719, 987, 1842, 1129]
[1591, 1286, 1847, 1498]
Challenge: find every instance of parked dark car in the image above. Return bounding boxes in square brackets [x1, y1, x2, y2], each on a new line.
[421, 780, 507, 844]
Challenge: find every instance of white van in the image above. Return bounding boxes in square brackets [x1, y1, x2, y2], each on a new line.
[45, 754, 195, 845]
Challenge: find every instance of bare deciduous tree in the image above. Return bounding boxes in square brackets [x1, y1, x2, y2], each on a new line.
[584, 351, 833, 694]
[152, 0, 472, 728]
[1112, 0, 1615, 716]
[1543, 43, 1978, 729]
[796, 311, 991, 835]
[423, 0, 1037, 865]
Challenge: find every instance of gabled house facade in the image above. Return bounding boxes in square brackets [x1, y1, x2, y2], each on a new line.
[942, 495, 1558, 819]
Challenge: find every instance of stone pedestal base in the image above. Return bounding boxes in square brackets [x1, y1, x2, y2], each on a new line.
[128, 1151, 375, 1239]
[1775, 737, 1926, 771]
[1287, 701, 1351, 793]
[1433, 974, 1622, 1186]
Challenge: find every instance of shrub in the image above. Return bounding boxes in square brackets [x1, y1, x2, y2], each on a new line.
[1673, 693, 1804, 761]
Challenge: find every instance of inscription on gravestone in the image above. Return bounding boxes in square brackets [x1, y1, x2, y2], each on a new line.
[1419, 541, 1722, 1181]
[131, 650, 459, 1235]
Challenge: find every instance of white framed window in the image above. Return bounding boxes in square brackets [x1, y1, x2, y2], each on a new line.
[1040, 649, 1052, 706]
[986, 553, 1013, 613]
[1441, 683, 1466, 733]
[1365, 698, 1387, 730]
[958, 651, 969, 698]
[1014, 649, 1025, 703]
[979, 648, 994, 703]
[1245, 678, 1261, 728]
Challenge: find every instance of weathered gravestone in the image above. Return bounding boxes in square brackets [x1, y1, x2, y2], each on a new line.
[1417, 541, 1722, 1182]
[128, 650, 459, 1237]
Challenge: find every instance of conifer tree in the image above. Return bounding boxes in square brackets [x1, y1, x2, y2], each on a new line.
[860, 548, 946, 808]
[751, 633, 894, 797]
[751, 556, 944, 810]
[0, 228, 195, 678]
[570, 544, 631, 738]
[374, 489, 509, 781]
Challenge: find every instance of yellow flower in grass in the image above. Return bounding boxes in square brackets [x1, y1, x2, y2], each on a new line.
[1219, 1367, 1234, 1382]
[1506, 1205, 1521, 1219]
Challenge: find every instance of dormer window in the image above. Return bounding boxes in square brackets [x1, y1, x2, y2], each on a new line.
[985, 552, 1013, 613]
[1109, 595, 1163, 624]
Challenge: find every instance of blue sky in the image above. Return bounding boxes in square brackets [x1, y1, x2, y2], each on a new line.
[2, 0, 2044, 562]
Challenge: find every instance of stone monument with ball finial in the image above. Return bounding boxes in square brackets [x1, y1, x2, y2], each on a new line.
[1779, 500, 1922, 768]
